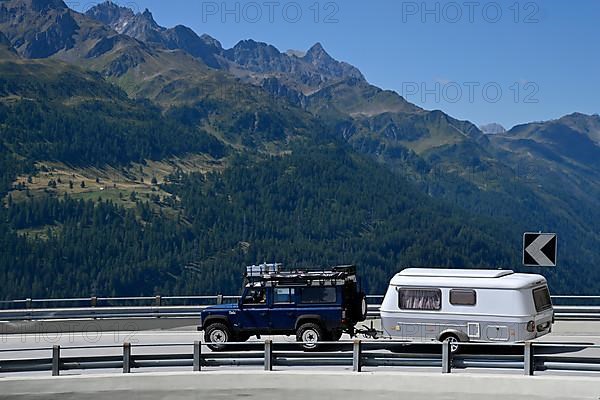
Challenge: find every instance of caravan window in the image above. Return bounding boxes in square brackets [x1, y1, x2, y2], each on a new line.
[398, 288, 442, 311]
[533, 286, 552, 312]
[450, 289, 477, 306]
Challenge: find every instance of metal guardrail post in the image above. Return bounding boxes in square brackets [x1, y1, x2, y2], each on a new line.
[193, 341, 201, 372]
[90, 297, 97, 307]
[52, 345, 60, 377]
[442, 341, 452, 374]
[123, 342, 131, 373]
[217, 295, 223, 305]
[353, 340, 362, 372]
[264, 340, 273, 371]
[155, 296, 162, 307]
[26, 298, 32, 309]
[524, 342, 535, 376]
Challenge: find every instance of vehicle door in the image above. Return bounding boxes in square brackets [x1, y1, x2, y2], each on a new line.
[269, 287, 298, 331]
[238, 287, 271, 332]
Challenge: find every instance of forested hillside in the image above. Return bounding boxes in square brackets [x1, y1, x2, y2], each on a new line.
[0, 0, 598, 299]
[0, 145, 525, 298]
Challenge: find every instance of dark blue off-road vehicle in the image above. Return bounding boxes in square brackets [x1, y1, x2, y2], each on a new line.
[199, 264, 368, 350]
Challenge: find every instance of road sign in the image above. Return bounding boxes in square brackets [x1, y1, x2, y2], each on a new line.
[523, 233, 557, 267]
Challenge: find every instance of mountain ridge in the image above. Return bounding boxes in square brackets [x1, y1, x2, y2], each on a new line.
[1, 0, 599, 297]
[84, 1, 365, 92]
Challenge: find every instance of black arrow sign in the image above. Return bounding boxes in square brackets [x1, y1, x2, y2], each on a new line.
[523, 233, 557, 267]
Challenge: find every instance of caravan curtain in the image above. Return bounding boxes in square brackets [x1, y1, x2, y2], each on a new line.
[398, 288, 442, 311]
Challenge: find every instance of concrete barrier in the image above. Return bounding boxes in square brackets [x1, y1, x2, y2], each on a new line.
[0, 371, 599, 400]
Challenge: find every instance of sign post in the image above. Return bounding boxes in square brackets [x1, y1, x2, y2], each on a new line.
[523, 233, 557, 267]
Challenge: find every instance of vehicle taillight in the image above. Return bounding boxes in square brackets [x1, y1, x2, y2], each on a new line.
[527, 321, 535, 332]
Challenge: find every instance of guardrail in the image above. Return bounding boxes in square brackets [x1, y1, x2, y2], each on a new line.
[1, 295, 599, 322]
[1, 340, 599, 377]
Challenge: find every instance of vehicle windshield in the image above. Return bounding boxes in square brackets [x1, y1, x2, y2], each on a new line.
[533, 286, 552, 312]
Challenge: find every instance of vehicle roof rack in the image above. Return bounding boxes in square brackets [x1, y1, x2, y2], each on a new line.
[244, 263, 357, 284]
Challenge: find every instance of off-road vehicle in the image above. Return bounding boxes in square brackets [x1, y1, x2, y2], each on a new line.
[199, 264, 368, 350]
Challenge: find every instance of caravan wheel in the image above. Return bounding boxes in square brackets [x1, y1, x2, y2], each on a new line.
[441, 334, 461, 354]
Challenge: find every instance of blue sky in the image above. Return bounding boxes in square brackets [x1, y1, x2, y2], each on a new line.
[76, 0, 599, 128]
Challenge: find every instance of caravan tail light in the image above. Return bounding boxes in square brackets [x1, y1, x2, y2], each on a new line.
[527, 321, 535, 332]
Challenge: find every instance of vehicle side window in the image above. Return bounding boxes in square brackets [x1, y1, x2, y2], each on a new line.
[243, 288, 267, 305]
[398, 288, 441, 311]
[532, 286, 552, 312]
[274, 288, 295, 304]
[300, 287, 336, 304]
[450, 289, 477, 306]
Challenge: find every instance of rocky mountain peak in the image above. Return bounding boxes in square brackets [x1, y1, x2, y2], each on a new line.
[480, 123, 507, 135]
[302, 42, 365, 82]
[304, 42, 330, 61]
[139, 8, 160, 28]
[199, 34, 223, 50]
[84, 1, 133, 28]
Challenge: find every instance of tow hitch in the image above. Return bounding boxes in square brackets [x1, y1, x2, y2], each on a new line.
[354, 321, 382, 339]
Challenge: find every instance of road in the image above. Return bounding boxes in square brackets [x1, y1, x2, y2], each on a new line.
[2, 371, 600, 400]
[0, 321, 598, 378]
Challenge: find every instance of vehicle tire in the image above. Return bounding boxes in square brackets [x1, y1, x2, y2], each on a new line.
[353, 292, 368, 322]
[440, 333, 461, 354]
[296, 322, 324, 351]
[205, 323, 232, 351]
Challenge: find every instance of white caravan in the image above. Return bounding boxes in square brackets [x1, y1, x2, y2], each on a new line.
[380, 269, 554, 349]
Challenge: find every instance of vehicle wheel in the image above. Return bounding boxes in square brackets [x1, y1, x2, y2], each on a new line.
[205, 323, 232, 351]
[440, 333, 461, 354]
[353, 293, 368, 322]
[296, 323, 324, 351]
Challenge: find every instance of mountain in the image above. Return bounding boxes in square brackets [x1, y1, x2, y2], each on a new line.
[490, 113, 600, 204]
[1, 0, 325, 154]
[0, 37, 521, 298]
[480, 123, 507, 135]
[84, 2, 364, 93]
[223, 40, 365, 93]
[487, 113, 600, 285]
[492, 113, 600, 178]
[1, 0, 600, 298]
[84, 2, 224, 68]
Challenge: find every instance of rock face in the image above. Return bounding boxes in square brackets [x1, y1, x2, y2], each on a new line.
[85, 1, 223, 68]
[0, 30, 18, 57]
[0, 0, 79, 58]
[85, 2, 365, 91]
[303, 43, 364, 81]
[480, 123, 507, 135]
[221, 40, 365, 92]
[83, 0, 134, 29]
